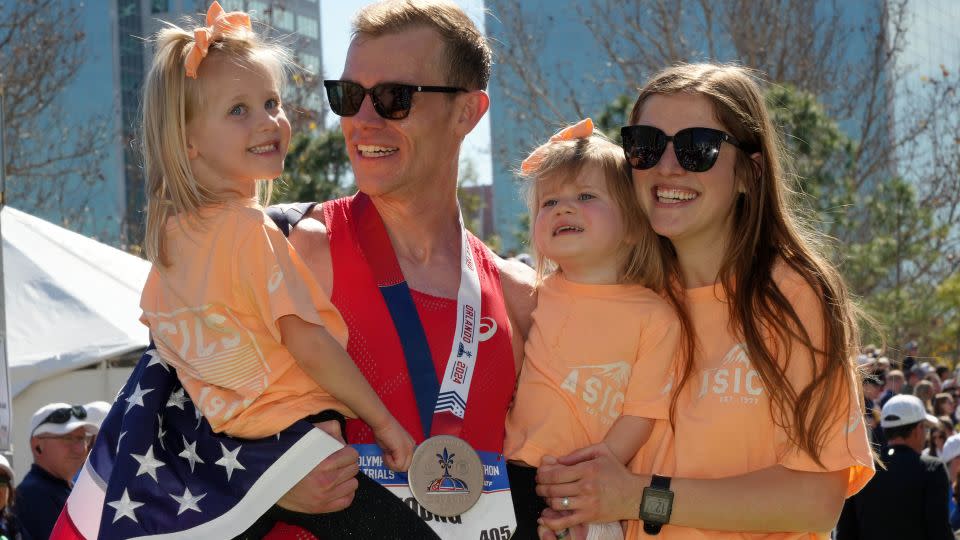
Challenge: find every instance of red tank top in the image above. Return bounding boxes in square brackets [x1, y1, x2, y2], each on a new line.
[324, 195, 515, 453]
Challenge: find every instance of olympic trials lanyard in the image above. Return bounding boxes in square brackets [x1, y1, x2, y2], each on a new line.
[353, 193, 482, 439]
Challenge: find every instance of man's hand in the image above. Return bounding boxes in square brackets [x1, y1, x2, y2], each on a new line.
[276, 419, 360, 513]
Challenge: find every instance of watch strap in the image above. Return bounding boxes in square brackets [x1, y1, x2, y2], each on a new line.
[641, 474, 673, 535]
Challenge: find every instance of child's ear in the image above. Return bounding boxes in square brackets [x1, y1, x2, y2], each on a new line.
[185, 140, 199, 160]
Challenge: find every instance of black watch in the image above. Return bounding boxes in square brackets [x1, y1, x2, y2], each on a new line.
[639, 474, 673, 535]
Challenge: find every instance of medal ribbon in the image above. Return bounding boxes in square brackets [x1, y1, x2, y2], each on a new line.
[353, 194, 482, 439]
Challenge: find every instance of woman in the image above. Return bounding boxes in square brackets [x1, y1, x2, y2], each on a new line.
[535, 63, 874, 539]
[933, 393, 957, 427]
[0, 455, 24, 540]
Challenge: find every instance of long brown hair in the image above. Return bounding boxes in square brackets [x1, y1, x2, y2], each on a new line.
[630, 64, 864, 467]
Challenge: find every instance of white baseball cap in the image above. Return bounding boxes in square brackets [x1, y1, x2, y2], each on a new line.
[880, 394, 939, 428]
[0, 454, 13, 481]
[29, 402, 98, 438]
[942, 434, 960, 465]
[83, 401, 112, 429]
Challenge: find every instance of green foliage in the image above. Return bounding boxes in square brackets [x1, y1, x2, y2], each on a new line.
[607, 85, 958, 358]
[273, 130, 352, 204]
[767, 85, 951, 351]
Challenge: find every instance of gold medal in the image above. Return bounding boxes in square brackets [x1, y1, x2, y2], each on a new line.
[408, 435, 484, 517]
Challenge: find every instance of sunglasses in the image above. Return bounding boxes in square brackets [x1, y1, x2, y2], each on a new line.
[324, 80, 467, 120]
[38, 405, 87, 427]
[620, 125, 754, 173]
[0, 476, 9, 487]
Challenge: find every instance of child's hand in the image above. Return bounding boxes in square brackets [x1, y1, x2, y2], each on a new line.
[373, 418, 414, 472]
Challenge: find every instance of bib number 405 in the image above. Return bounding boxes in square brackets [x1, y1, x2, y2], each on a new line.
[479, 525, 512, 540]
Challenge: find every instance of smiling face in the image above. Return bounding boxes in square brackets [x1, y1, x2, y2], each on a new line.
[533, 166, 628, 284]
[630, 93, 743, 257]
[339, 27, 465, 199]
[185, 53, 291, 197]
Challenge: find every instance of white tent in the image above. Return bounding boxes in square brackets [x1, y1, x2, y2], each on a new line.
[3, 205, 150, 396]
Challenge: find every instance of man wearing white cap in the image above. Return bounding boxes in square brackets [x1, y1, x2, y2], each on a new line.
[836, 394, 953, 539]
[15, 403, 97, 540]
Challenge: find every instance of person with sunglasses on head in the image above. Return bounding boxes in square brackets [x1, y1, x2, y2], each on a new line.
[0, 454, 25, 540]
[256, 0, 536, 538]
[16, 403, 97, 540]
[535, 63, 874, 539]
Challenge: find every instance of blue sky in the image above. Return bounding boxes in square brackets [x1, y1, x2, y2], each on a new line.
[319, 0, 492, 184]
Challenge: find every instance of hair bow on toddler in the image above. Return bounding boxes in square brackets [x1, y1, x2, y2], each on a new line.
[520, 118, 595, 174]
[184, 1, 252, 79]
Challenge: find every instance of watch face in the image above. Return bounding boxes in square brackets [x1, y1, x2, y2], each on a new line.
[640, 488, 674, 522]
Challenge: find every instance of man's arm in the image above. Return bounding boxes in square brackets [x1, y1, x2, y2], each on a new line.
[924, 462, 954, 540]
[494, 256, 537, 374]
[288, 205, 334, 296]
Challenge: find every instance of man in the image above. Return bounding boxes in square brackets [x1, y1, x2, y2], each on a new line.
[51, 3, 534, 538]
[879, 369, 904, 408]
[269, 1, 536, 537]
[17, 403, 97, 540]
[836, 394, 953, 539]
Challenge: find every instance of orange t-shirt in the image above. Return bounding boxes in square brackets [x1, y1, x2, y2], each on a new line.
[139, 202, 351, 439]
[626, 264, 875, 539]
[504, 274, 679, 466]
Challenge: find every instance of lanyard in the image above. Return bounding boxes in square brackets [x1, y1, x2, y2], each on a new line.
[353, 194, 482, 439]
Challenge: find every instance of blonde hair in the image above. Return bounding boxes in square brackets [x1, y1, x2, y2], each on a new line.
[141, 19, 290, 266]
[629, 63, 864, 467]
[520, 132, 663, 288]
[352, 0, 491, 90]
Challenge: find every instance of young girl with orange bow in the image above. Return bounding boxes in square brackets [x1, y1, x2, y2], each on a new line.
[505, 119, 680, 540]
[138, 1, 412, 467]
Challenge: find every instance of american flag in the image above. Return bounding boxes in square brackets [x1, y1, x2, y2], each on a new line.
[51, 346, 342, 539]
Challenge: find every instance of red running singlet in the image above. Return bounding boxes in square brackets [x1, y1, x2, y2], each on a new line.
[324, 195, 516, 453]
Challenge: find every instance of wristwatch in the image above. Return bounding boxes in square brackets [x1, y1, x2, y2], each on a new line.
[639, 474, 673, 535]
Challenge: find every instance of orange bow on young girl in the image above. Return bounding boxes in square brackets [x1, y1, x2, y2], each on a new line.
[520, 118, 595, 174]
[184, 1, 252, 79]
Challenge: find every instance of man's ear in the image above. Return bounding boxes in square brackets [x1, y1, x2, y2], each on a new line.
[454, 89, 489, 137]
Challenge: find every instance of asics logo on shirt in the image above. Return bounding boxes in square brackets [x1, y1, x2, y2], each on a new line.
[697, 343, 764, 404]
[560, 361, 631, 422]
[268, 265, 283, 293]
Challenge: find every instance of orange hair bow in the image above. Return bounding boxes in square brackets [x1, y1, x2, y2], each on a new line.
[520, 118, 595, 174]
[184, 1, 252, 79]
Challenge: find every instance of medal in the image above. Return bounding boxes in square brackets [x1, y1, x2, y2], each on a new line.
[408, 435, 484, 517]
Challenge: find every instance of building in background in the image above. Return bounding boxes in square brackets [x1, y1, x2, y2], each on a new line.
[119, 0, 325, 246]
[485, 0, 958, 252]
[5, 0, 324, 249]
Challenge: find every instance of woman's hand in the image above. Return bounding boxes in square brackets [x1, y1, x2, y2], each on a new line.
[535, 444, 645, 530]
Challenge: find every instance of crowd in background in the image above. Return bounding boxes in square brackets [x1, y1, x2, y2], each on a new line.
[838, 348, 960, 538]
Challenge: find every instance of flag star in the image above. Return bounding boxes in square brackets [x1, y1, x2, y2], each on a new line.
[170, 487, 207, 515]
[167, 388, 189, 410]
[125, 384, 154, 413]
[131, 445, 165, 483]
[157, 415, 167, 450]
[107, 489, 144, 524]
[215, 442, 246, 481]
[145, 349, 170, 371]
[179, 436, 205, 472]
[116, 431, 127, 453]
[195, 406, 203, 429]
